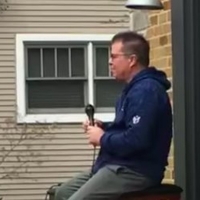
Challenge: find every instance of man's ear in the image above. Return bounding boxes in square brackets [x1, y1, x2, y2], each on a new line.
[129, 54, 137, 67]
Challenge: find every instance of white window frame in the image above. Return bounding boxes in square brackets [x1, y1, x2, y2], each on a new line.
[16, 34, 116, 124]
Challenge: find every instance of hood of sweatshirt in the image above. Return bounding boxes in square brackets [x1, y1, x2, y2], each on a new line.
[126, 67, 171, 92]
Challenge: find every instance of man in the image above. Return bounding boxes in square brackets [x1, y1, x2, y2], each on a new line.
[55, 31, 172, 200]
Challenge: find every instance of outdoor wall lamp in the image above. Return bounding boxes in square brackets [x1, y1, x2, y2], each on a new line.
[125, 0, 164, 32]
[126, 0, 164, 10]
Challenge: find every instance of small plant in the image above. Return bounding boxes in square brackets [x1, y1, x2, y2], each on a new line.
[0, 0, 9, 12]
[0, 117, 56, 180]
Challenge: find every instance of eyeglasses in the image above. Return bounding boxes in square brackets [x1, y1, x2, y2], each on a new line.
[110, 53, 135, 59]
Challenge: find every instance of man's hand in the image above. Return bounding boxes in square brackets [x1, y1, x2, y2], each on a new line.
[86, 125, 104, 146]
[82, 119, 103, 132]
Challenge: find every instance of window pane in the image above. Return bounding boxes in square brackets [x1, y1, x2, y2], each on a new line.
[95, 80, 124, 107]
[43, 48, 55, 77]
[95, 47, 109, 77]
[27, 80, 85, 109]
[57, 48, 69, 77]
[71, 48, 85, 77]
[27, 48, 41, 77]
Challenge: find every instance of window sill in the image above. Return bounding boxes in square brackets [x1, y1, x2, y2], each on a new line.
[17, 113, 115, 124]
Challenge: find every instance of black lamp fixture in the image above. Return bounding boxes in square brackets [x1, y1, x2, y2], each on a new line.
[125, 0, 164, 10]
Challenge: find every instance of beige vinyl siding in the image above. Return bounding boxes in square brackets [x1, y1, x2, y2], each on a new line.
[0, 0, 129, 33]
[0, 1, 129, 200]
[0, 125, 98, 200]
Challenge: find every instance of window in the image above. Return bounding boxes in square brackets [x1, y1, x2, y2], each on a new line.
[16, 34, 124, 123]
[26, 45, 87, 113]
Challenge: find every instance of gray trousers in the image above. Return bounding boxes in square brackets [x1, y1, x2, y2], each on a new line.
[55, 165, 158, 200]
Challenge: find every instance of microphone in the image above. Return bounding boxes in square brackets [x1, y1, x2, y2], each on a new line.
[85, 104, 96, 176]
[85, 104, 95, 126]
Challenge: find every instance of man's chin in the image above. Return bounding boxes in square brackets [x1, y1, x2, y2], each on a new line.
[111, 72, 117, 78]
[112, 75, 122, 81]
[112, 75, 125, 82]
[111, 73, 123, 81]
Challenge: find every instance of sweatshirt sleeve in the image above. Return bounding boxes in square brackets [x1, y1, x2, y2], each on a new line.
[101, 122, 112, 130]
[100, 87, 160, 158]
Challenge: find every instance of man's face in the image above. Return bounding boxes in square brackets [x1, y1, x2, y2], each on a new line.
[109, 41, 136, 82]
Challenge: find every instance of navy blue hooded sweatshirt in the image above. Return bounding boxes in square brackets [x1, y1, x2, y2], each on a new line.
[93, 67, 172, 183]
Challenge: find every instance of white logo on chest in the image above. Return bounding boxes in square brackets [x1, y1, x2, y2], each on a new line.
[132, 115, 141, 124]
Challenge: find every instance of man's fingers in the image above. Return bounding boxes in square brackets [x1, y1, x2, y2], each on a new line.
[82, 119, 91, 132]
